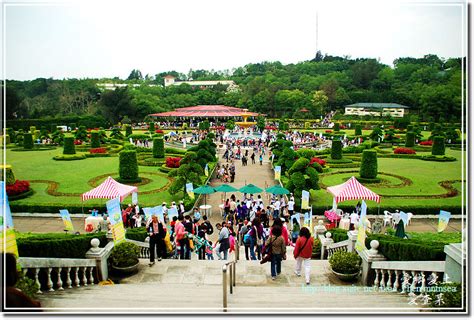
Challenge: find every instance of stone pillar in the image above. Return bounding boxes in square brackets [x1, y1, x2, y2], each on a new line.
[359, 240, 386, 286]
[347, 230, 358, 252]
[314, 220, 327, 236]
[85, 239, 114, 282]
[320, 232, 334, 260]
[443, 243, 465, 283]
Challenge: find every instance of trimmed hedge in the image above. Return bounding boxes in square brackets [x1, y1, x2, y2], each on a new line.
[119, 150, 139, 181]
[90, 131, 100, 148]
[6, 115, 109, 131]
[153, 137, 165, 158]
[165, 147, 187, 155]
[149, 122, 155, 132]
[23, 133, 33, 149]
[53, 153, 86, 161]
[17, 232, 108, 258]
[405, 132, 415, 147]
[125, 125, 133, 137]
[420, 155, 457, 162]
[334, 123, 340, 132]
[126, 227, 148, 242]
[432, 136, 446, 156]
[331, 140, 342, 160]
[354, 124, 362, 136]
[359, 150, 378, 179]
[63, 136, 76, 155]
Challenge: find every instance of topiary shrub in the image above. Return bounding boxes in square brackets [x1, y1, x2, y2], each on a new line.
[125, 125, 133, 137]
[331, 140, 342, 160]
[119, 150, 139, 181]
[354, 124, 362, 136]
[2, 134, 10, 145]
[63, 136, 76, 155]
[153, 137, 165, 158]
[29, 126, 36, 134]
[149, 122, 155, 132]
[405, 131, 415, 147]
[23, 133, 33, 149]
[432, 136, 446, 156]
[1, 165, 16, 185]
[329, 251, 361, 274]
[359, 149, 378, 179]
[90, 131, 100, 148]
[333, 122, 340, 132]
[110, 241, 140, 268]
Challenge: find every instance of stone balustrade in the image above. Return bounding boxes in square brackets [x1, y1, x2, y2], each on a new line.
[127, 238, 151, 259]
[326, 240, 349, 258]
[18, 257, 97, 294]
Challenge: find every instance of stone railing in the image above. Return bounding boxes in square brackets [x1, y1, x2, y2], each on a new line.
[326, 240, 349, 258]
[18, 257, 97, 294]
[126, 238, 150, 259]
[318, 229, 358, 260]
[370, 260, 445, 293]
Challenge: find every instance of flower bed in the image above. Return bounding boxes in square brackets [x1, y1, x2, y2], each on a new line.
[6, 180, 30, 197]
[310, 157, 326, 167]
[419, 140, 433, 146]
[90, 147, 107, 154]
[394, 147, 416, 154]
[155, 129, 164, 134]
[74, 139, 83, 145]
[165, 157, 181, 168]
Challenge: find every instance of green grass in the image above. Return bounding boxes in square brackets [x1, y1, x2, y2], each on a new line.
[310, 148, 465, 210]
[407, 232, 462, 244]
[6, 147, 183, 208]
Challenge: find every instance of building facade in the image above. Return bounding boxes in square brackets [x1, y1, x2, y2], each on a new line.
[344, 103, 410, 118]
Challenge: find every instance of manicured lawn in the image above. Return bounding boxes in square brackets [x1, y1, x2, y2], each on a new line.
[6, 147, 183, 209]
[310, 148, 465, 212]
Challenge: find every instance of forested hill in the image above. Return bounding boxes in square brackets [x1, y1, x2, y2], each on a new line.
[4, 53, 464, 123]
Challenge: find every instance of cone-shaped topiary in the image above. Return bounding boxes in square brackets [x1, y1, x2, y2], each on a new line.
[119, 150, 139, 181]
[125, 125, 133, 137]
[149, 122, 155, 132]
[331, 140, 342, 160]
[153, 137, 165, 158]
[63, 136, 76, 154]
[355, 124, 362, 136]
[405, 132, 415, 147]
[90, 131, 100, 148]
[1, 165, 16, 185]
[334, 123, 340, 132]
[432, 136, 445, 156]
[23, 133, 33, 149]
[359, 150, 378, 179]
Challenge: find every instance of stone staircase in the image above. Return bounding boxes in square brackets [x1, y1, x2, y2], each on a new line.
[37, 246, 425, 313]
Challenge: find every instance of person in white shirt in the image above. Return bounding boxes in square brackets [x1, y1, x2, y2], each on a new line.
[280, 196, 287, 216]
[349, 212, 359, 230]
[273, 199, 281, 219]
[288, 198, 295, 216]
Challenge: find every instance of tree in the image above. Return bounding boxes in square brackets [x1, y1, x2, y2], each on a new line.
[168, 152, 204, 195]
[370, 126, 383, 141]
[127, 69, 143, 81]
[256, 116, 266, 132]
[99, 87, 135, 123]
[198, 120, 211, 132]
[311, 91, 328, 117]
[225, 119, 235, 130]
[285, 157, 320, 196]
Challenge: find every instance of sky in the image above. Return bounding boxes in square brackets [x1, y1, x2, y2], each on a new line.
[2, 0, 467, 80]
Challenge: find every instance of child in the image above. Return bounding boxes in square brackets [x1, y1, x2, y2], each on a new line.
[206, 241, 214, 260]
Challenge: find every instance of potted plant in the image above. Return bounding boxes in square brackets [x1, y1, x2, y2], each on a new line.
[110, 241, 140, 275]
[328, 250, 361, 281]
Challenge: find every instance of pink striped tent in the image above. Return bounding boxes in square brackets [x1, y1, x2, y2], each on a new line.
[327, 176, 380, 204]
[81, 176, 138, 202]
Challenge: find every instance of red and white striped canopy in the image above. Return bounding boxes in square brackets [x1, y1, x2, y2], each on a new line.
[81, 176, 138, 202]
[327, 176, 380, 204]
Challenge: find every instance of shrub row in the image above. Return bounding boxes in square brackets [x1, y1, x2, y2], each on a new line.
[165, 147, 187, 155]
[17, 232, 108, 258]
[420, 155, 457, 162]
[53, 154, 86, 161]
[125, 227, 148, 242]
[6, 115, 110, 131]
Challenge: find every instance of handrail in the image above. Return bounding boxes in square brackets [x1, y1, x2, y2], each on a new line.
[222, 247, 238, 311]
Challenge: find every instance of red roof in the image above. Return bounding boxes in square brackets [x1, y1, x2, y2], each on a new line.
[149, 105, 259, 118]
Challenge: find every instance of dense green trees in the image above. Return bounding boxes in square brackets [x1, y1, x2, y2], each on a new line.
[4, 53, 463, 122]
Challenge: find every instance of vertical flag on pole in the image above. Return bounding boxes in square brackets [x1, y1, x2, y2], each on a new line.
[274, 166, 281, 180]
[167, 207, 179, 223]
[0, 182, 19, 257]
[355, 200, 367, 252]
[153, 206, 165, 223]
[186, 183, 195, 199]
[301, 190, 310, 209]
[438, 210, 451, 233]
[400, 211, 408, 226]
[204, 164, 209, 177]
[290, 213, 301, 229]
[106, 197, 126, 244]
[132, 192, 138, 205]
[59, 209, 74, 232]
[143, 207, 153, 222]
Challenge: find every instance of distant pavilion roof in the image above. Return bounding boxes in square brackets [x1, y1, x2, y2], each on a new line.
[149, 105, 260, 118]
[345, 103, 410, 109]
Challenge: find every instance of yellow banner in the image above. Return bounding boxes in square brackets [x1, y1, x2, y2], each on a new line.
[0, 229, 19, 257]
[187, 190, 195, 200]
[112, 221, 126, 244]
[355, 223, 366, 252]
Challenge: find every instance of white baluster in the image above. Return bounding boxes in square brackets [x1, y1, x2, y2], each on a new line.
[401, 271, 409, 293]
[393, 271, 400, 292]
[420, 272, 426, 293]
[380, 270, 386, 290]
[65, 267, 73, 289]
[88, 267, 95, 285]
[386, 270, 392, 290]
[34, 268, 42, 294]
[374, 269, 380, 290]
[56, 267, 64, 290]
[74, 267, 80, 287]
[82, 267, 88, 286]
[46, 268, 55, 291]
[22, 268, 28, 276]
[410, 271, 417, 293]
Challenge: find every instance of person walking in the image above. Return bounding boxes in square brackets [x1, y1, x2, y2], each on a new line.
[293, 227, 314, 285]
[250, 152, 256, 164]
[217, 222, 230, 260]
[265, 225, 286, 280]
[259, 153, 263, 165]
[147, 215, 167, 266]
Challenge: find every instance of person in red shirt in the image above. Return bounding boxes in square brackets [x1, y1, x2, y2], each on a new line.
[293, 227, 314, 285]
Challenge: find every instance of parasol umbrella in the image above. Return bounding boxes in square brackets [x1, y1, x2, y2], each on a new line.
[215, 184, 238, 202]
[394, 220, 407, 239]
[265, 184, 290, 195]
[193, 185, 216, 207]
[239, 183, 263, 194]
